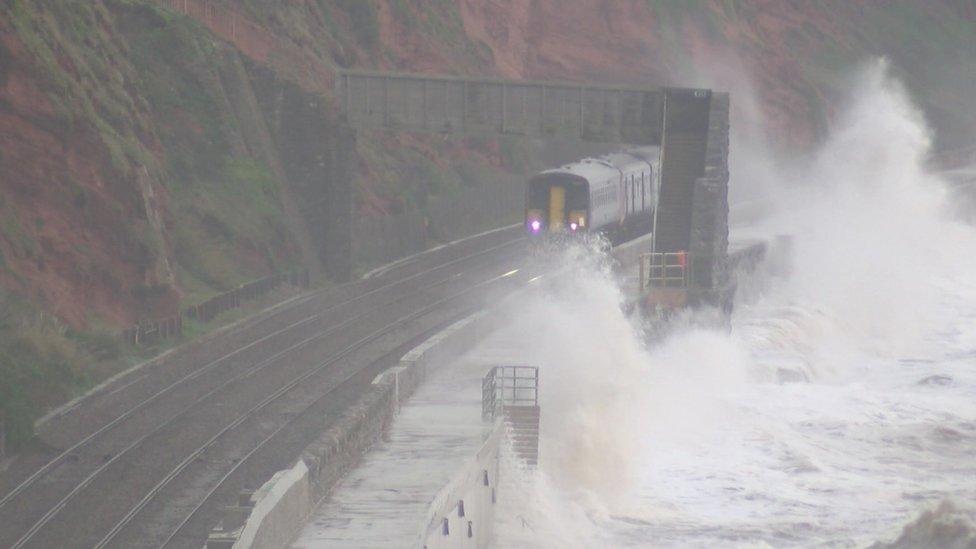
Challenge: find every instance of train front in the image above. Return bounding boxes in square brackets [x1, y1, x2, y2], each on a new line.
[525, 171, 590, 239]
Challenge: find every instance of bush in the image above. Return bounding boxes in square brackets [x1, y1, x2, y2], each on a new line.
[0, 292, 98, 450]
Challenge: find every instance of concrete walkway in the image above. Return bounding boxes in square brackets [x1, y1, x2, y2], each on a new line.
[291, 329, 523, 548]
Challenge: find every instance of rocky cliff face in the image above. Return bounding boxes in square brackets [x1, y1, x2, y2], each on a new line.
[0, 2, 308, 329]
[1, 0, 974, 450]
[3, 0, 974, 330]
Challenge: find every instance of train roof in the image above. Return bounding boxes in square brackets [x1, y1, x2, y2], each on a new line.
[532, 146, 660, 183]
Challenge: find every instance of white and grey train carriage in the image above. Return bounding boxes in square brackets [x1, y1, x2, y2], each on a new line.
[525, 147, 661, 240]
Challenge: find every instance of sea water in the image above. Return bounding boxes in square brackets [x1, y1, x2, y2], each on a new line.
[493, 61, 976, 548]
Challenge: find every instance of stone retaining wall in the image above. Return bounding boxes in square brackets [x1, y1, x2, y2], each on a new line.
[216, 311, 497, 549]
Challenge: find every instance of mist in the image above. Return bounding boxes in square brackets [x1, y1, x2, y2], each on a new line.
[493, 60, 976, 547]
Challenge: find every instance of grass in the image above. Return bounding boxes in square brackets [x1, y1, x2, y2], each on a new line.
[116, 2, 300, 300]
[0, 291, 125, 450]
[0, 279, 310, 451]
[0, 0, 312, 449]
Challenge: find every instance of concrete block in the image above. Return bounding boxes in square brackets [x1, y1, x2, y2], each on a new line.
[421, 426, 503, 548]
[234, 460, 310, 549]
[230, 310, 500, 549]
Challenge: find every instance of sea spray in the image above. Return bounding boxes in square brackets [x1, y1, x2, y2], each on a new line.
[493, 60, 976, 547]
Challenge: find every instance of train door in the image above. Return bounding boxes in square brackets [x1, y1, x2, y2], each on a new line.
[549, 185, 565, 231]
[641, 172, 646, 211]
[631, 174, 637, 214]
[623, 179, 628, 216]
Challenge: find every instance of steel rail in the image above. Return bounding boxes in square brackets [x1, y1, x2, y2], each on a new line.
[0, 236, 521, 516]
[10, 266, 481, 548]
[97, 266, 528, 549]
[4, 240, 523, 548]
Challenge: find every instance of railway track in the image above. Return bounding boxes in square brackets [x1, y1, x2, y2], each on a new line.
[0, 230, 529, 548]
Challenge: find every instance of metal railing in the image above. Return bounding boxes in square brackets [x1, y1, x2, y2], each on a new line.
[120, 269, 309, 346]
[639, 251, 690, 291]
[482, 365, 539, 421]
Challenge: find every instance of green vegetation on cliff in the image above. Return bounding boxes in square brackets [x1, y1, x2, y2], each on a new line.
[3, 0, 974, 452]
[0, 0, 305, 447]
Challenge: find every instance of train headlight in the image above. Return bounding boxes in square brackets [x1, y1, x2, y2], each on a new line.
[530, 220, 541, 232]
[570, 222, 578, 231]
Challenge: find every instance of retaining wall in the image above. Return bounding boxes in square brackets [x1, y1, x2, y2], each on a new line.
[215, 311, 497, 549]
[420, 426, 502, 549]
[234, 462, 311, 549]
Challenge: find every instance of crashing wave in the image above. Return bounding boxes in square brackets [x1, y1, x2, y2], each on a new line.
[870, 501, 976, 549]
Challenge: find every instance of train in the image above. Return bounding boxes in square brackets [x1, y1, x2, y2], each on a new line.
[525, 146, 661, 241]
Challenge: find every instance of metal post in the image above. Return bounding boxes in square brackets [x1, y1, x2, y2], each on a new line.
[461, 81, 467, 131]
[578, 87, 584, 138]
[617, 90, 624, 141]
[540, 86, 546, 135]
[521, 86, 527, 135]
[344, 73, 351, 118]
[639, 254, 645, 291]
[443, 81, 449, 130]
[422, 79, 428, 129]
[382, 77, 389, 126]
[500, 83, 506, 134]
[364, 76, 369, 116]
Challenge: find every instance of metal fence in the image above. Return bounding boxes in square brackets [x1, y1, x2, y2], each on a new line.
[639, 252, 690, 291]
[427, 175, 524, 238]
[353, 175, 524, 270]
[121, 269, 309, 346]
[482, 365, 539, 421]
[351, 210, 428, 270]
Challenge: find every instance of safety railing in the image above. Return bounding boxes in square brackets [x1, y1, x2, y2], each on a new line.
[121, 269, 309, 346]
[482, 365, 539, 421]
[639, 251, 690, 291]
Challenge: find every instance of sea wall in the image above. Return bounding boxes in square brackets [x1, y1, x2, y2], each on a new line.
[212, 311, 496, 548]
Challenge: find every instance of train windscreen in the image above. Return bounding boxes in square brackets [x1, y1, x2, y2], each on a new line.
[527, 174, 589, 232]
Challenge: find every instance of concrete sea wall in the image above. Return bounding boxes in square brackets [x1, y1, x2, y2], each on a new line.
[213, 311, 497, 549]
[420, 426, 503, 549]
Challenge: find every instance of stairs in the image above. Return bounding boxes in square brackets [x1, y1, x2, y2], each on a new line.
[501, 406, 540, 466]
[483, 366, 540, 467]
[654, 90, 712, 253]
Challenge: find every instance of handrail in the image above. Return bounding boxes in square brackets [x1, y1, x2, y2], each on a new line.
[482, 365, 539, 420]
[639, 251, 690, 290]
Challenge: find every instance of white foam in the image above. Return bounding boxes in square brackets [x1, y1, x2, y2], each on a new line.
[492, 61, 976, 547]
